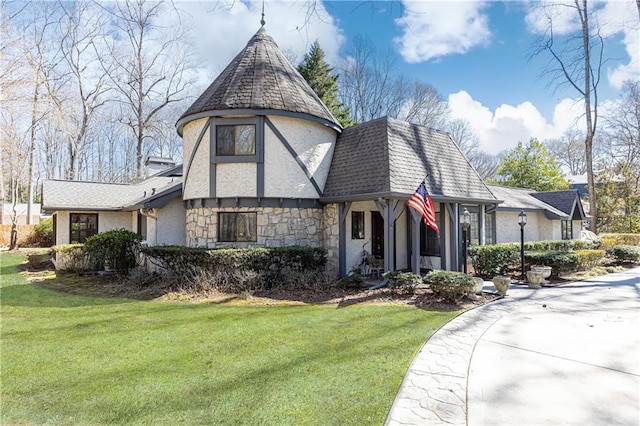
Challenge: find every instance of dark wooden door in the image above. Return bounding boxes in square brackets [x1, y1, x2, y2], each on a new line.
[371, 211, 384, 258]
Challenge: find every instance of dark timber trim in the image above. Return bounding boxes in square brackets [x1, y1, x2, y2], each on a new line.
[183, 197, 322, 209]
[264, 117, 322, 196]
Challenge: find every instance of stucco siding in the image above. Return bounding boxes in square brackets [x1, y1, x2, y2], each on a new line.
[345, 201, 376, 273]
[54, 210, 134, 245]
[216, 163, 257, 197]
[182, 118, 210, 200]
[267, 116, 336, 192]
[155, 198, 186, 246]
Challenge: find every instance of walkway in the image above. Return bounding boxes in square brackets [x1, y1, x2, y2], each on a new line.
[386, 267, 640, 425]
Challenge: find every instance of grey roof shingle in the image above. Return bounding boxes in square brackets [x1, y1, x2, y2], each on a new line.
[177, 27, 340, 132]
[42, 176, 181, 212]
[531, 190, 585, 219]
[323, 117, 496, 202]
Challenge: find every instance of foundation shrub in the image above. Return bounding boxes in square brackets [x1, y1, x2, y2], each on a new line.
[142, 245, 328, 292]
[84, 229, 142, 276]
[605, 245, 640, 264]
[524, 251, 579, 277]
[573, 249, 606, 269]
[52, 244, 96, 273]
[425, 270, 474, 303]
[468, 244, 519, 278]
[383, 271, 422, 296]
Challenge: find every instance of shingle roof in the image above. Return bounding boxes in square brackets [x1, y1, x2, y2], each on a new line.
[323, 117, 496, 202]
[531, 190, 585, 219]
[42, 176, 182, 212]
[177, 26, 340, 133]
[488, 185, 577, 219]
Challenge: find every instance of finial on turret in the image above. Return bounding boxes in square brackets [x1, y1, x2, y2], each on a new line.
[260, 0, 265, 26]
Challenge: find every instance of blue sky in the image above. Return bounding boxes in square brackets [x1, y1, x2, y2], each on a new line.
[174, 0, 639, 155]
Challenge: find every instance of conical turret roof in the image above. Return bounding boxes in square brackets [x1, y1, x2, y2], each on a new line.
[177, 27, 341, 134]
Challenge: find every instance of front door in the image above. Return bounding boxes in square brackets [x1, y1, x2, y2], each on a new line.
[371, 211, 384, 258]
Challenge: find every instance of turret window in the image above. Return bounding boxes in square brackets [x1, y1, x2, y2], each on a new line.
[218, 212, 257, 242]
[216, 124, 256, 156]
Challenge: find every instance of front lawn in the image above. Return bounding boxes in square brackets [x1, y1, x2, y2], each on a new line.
[0, 253, 458, 425]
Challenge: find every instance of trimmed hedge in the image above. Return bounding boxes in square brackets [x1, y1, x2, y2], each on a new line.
[573, 249, 606, 270]
[600, 233, 640, 248]
[425, 270, 474, 303]
[606, 245, 640, 264]
[84, 229, 142, 276]
[524, 251, 579, 278]
[383, 271, 422, 296]
[468, 244, 518, 278]
[142, 245, 328, 291]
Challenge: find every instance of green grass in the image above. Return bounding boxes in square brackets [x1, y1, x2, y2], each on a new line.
[1, 253, 458, 425]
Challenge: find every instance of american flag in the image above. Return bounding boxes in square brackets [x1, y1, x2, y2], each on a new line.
[407, 181, 439, 232]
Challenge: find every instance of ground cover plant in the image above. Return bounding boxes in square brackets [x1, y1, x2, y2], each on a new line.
[0, 253, 458, 425]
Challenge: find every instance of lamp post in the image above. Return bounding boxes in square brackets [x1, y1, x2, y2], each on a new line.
[518, 210, 527, 282]
[461, 208, 471, 274]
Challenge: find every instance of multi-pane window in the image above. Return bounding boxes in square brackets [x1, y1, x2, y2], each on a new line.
[420, 212, 440, 256]
[70, 213, 98, 243]
[216, 125, 256, 156]
[351, 211, 365, 239]
[561, 220, 573, 240]
[218, 212, 257, 242]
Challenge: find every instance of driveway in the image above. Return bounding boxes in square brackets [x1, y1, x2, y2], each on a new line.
[386, 267, 640, 426]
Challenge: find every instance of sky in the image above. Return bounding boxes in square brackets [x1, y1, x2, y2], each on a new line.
[169, 0, 639, 155]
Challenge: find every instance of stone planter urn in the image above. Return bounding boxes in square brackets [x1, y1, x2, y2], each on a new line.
[492, 276, 511, 295]
[530, 265, 552, 284]
[526, 271, 544, 289]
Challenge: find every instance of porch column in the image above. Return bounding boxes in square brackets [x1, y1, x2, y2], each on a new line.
[445, 203, 460, 272]
[338, 202, 351, 278]
[479, 204, 486, 246]
[410, 209, 421, 274]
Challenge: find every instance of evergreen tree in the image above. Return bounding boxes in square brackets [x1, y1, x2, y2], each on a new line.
[298, 41, 355, 128]
[491, 138, 570, 192]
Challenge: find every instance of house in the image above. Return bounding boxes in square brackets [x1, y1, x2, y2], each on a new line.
[488, 185, 587, 243]
[42, 23, 588, 277]
[42, 162, 185, 247]
[2, 203, 41, 225]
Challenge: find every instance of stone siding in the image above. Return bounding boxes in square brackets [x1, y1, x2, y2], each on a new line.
[186, 206, 324, 249]
[322, 203, 339, 276]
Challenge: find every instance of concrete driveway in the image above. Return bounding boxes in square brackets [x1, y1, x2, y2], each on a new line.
[386, 267, 640, 426]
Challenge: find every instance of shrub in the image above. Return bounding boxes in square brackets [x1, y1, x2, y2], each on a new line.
[383, 271, 422, 296]
[84, 229, 142, 276]
[425, 270, 474, 303]
[605, 245, 640, 264]
[52, 244, 95, 273]
[573, 249, 606, 270]
[599, 233, 640, 248]
[339, 274, 364, 289]
[141, 245, 328, 292]
[468, 244, 518, 278]
[524, 251, 579, 277]
[21, 218, 53, 247]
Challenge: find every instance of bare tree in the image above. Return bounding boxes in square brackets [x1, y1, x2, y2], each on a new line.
[544, 128, 587, 175]
[532, 0, 604, 231]
[397, 80, 449, 130]
[102, 0, 194, 179]
[49, 1, 110, 181]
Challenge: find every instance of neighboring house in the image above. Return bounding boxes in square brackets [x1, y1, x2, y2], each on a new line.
[42, 162, 185, 247]
[2, 203, 41, 225]
[42, 24, 590, 278]
[488, 185, 587, 244]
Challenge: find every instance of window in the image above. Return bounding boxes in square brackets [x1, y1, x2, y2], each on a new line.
[351, 211, 365, 239]
[484, 212, 496, 244]
[561, 220, 573, 240]
[137, 213, 147, 240]
[218, 212, 257, 242]
[216, 125, 255, 156]
[420, 212, 440, 256]
[70, 213, 98, 243]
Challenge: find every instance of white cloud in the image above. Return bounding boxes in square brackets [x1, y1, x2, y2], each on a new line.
[447, 91, 585, 155]
[394, 0, 492, 63]
[524, 0, 640, 90]
[163, 1, 345, 87]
